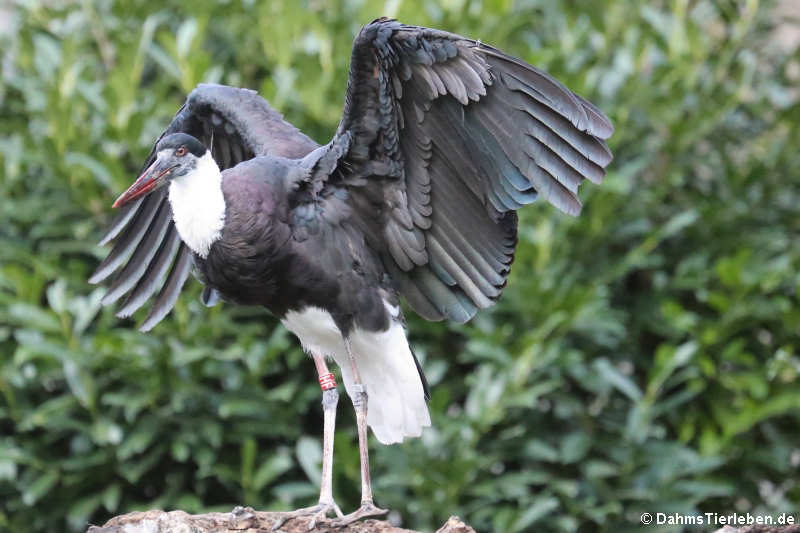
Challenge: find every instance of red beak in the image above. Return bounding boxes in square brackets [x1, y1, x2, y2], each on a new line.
[113, 160, 175, 208]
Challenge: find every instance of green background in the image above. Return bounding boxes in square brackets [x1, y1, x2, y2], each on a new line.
[1, 1, 799, 532]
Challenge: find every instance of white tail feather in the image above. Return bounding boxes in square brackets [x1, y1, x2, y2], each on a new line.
[338, 322, 431, 444]
[281, 304, 431, 445]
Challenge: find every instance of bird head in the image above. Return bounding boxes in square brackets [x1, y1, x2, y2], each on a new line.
[113, 133, 209, 208]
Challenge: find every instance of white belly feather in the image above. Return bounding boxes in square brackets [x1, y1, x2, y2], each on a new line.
[281, 302, 431, 445]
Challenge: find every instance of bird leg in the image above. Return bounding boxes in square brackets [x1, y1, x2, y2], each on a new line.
[271, 353, 343, 531]
[328, 338, 388, 527]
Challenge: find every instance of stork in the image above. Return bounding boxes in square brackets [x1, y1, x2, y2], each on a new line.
[90, 18, 613, 528]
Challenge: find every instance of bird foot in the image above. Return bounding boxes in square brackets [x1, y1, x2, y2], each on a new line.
[270, 501, 344, 531]
[327, 501, 388, 527]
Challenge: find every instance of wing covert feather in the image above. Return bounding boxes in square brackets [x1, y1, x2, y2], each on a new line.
[304, 19, 613, 322]
[91, 84, 318, 330]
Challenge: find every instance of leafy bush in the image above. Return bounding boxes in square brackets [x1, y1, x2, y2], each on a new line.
[1, 1, 799, 532]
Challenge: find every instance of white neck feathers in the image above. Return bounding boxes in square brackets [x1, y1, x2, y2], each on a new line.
[168, 152, 225, 258]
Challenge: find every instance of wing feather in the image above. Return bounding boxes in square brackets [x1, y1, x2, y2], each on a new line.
[296, 18, 613, 322]
[92, 84, 318, 330]
[97, 198, 143, 246]
[116, 225, 182, 318]
[100, 198, 172, 306]
[139, 245, 193, 332]
[89, 193, 162, 284]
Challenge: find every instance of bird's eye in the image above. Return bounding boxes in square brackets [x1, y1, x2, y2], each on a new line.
[175, 147, 187, 157]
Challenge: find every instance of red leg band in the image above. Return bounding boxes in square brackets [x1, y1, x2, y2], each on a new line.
[319, 373, 337, 391]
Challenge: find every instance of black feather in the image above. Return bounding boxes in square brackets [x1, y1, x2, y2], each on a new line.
[93, 84, 319, 329]
[301, 19, 612, 321]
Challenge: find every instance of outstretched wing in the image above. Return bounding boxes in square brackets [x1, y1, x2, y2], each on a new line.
[301, 19, 613, 323]
[90, 84, 318, 331]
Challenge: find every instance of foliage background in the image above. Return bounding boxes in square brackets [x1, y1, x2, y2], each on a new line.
[1, 0, 799, 532]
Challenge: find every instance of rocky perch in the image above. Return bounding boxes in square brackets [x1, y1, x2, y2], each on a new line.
[86, 508, 476, 533]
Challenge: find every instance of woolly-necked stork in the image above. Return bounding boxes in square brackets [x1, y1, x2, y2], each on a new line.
[90, 18, 612, 528]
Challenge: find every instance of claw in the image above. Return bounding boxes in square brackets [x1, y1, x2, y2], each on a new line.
[308, 501, 344, 530]
[270, 502, 344, 531]
[328, 501, 388, 527]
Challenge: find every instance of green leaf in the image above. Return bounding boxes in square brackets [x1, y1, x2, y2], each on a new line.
[295, 437, 321, 487]
[22, 470, 59, 506]
[593, 358, 642, 401]
[253, 448, 293, 492]
[560, 432, 591, 464]
[512, 496, 560, 532]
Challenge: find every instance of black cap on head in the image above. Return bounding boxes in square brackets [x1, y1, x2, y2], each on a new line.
[157, 133, 207, 157]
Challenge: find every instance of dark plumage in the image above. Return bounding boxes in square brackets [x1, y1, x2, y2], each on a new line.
[158, 132, 207, 157]
[191, 156, 392, 333]
[92, 19, 612, 331]
[90, 18, 613, 526]
[89, 83, 317, 329]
